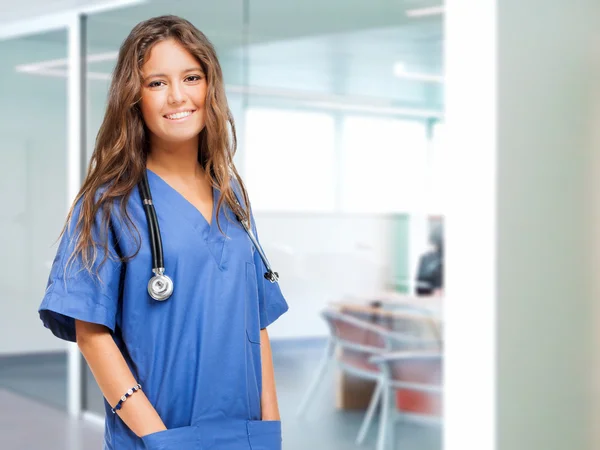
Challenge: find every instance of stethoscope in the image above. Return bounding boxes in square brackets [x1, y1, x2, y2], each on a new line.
[138, 171, 279, 301]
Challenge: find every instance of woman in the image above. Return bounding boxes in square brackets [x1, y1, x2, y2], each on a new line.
[416, 225, 444, 296]
[38, 15, 288, 450]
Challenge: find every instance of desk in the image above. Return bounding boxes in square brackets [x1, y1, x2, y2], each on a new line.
[335, 292, 443, 315]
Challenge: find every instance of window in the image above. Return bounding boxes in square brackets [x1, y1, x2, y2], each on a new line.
[428, 122, 446, 215]
[244, 107, 336, 212]
[340, 116, 428, 213]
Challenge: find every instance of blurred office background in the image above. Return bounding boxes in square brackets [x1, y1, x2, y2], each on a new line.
[2, 1, 600, 450]
[0, 1, 445, 449]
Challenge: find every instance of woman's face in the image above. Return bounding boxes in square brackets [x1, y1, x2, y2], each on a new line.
[139, 39, 207, 146]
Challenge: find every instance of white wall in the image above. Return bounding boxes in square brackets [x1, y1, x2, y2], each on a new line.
[252, 213, 396, 338]
[591, 37, 600, 446]
[445, 0, 600, 449]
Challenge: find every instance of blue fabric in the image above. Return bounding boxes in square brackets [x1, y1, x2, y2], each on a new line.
[140, 419, 281, 450]
[39, 169, 289, 449]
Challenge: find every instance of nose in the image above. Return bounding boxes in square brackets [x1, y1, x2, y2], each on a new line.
[167, 82, 185, 105]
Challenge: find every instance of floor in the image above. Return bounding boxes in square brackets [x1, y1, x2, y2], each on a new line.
[0, 389, 104, 450]
[0, 341, 442, 450]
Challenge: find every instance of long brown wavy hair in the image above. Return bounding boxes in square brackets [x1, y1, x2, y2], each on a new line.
[63, 15, 250, 275]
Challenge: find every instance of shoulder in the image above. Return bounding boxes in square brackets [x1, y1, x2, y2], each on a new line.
[68, 183, 134, 235]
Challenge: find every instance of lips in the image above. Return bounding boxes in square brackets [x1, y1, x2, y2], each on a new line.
[164, 109, 196, 120]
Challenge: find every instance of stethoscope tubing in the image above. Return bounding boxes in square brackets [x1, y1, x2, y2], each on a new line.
[238, 216, 279, 283]
[138, 173, 164, 270]
[138, 171, 279, 301]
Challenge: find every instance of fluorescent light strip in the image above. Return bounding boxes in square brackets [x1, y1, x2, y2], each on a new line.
[225, 84, 400, 107]
[396, 72, 444, 83]
[303, 101, 443, 118]
[15, 51, 118, 71]
[16, 57, 68, 70]
[17, 67, 111, 81]
[393, 62, 444, 83]
[406, 6, 445, 17]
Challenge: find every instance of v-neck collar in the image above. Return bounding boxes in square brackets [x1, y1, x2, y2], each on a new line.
[145, 167, 219, 239]
[144, 168, 231, 269]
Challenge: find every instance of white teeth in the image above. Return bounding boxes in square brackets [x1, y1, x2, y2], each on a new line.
[165, 111, 193, 120]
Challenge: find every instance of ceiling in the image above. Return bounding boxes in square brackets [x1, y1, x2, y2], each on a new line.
[5, 0, 444, 111]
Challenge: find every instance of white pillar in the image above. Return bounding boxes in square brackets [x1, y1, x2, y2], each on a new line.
[67, 12, 87, 418]
[445, 1, 600, 449]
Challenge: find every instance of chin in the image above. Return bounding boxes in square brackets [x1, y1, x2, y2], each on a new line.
[163, 128, 204, 143]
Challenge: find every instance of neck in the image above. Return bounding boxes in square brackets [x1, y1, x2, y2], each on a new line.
[146, 135, 202, 180]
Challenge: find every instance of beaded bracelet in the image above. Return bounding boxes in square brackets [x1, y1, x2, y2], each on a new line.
[111, 383, 142, 414]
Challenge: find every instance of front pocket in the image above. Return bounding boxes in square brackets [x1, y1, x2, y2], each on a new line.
[141, 425, 200, 450]
[247, 420, 282, 450]
[245, 331, 262, 420]
[245, 262, 261, 344]
[245, 262, 263, 420]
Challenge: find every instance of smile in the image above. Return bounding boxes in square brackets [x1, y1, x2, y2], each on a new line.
[164, 110, 196, 120]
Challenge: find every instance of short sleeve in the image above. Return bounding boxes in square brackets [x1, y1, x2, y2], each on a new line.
[250, 213, 289, 330]
[38, 198, 123, 343]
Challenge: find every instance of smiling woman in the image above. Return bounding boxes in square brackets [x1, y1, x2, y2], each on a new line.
[37, 14, 288, 450]
[140, 40, 207, 140]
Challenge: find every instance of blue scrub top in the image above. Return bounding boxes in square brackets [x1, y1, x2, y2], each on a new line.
[39, 169, 289, 450]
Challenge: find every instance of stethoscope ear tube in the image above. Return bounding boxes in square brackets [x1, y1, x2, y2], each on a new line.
[234, 196, 279, 284]
[139, 174, 163, 269]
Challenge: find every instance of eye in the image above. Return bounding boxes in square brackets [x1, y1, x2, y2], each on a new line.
[147, 80, 164, 88]
[185, 75, 204, 82]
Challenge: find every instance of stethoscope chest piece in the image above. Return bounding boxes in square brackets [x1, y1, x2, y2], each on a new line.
[148, 268, 173, 301]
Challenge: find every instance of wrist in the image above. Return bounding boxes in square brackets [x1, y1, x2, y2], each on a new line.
[139, 425, 167, 439]
[261, 414, 281, 421]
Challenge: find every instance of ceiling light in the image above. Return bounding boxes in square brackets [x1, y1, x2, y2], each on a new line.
[406, 6, 445, 18]
[393, 62, 406, 77]
[15, 51, 118, 72]
[393, 62, 443, 83]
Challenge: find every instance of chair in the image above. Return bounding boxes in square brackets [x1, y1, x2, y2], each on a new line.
[338, 301, 443, 352]
[370, 351, 443, 450]
[296, 305, 441, 446]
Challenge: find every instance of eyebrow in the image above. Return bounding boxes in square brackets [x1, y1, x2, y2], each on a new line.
[143, 67, 204, 82]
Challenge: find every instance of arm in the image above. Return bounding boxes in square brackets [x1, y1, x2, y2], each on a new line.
[75, 320, 167, 437]
[259, 328, 281, 421]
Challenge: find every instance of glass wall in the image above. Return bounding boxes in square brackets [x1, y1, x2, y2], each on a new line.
[0, 29, 69, 409]
[244, 1, 443, 326]
[244, 3, 443, 450]
[78, 2, 443, 449]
